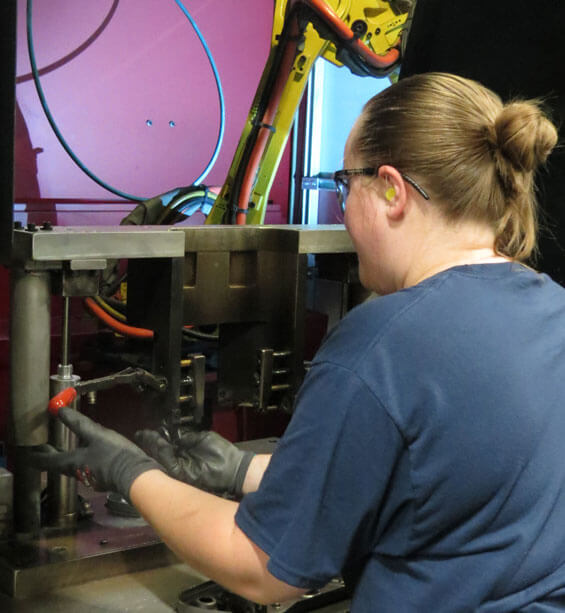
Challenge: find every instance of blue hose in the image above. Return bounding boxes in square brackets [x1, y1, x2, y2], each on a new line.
[174, 0, 225, 185]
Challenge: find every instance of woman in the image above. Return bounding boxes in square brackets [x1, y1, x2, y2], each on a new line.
[35, 73, 564, 611]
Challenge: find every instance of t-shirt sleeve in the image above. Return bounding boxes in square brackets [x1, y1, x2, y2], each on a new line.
[235, 360, 405, 589]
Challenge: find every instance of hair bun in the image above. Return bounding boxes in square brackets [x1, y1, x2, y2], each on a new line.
[490, 101, 558, 172]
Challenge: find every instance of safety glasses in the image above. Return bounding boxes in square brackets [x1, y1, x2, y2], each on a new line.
[333, 167, 430, 211]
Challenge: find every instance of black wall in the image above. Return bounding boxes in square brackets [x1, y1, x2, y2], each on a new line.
[401, 0, 565, 283]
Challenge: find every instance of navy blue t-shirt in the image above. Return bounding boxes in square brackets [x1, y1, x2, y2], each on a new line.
[236, 263, 565, 612]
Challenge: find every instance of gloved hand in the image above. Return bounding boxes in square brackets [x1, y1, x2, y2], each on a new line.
[135, 428, 254, 498]
[29, 406, 163, 501]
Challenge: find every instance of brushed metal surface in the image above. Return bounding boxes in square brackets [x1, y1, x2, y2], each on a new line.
[11, 226, 185, 262]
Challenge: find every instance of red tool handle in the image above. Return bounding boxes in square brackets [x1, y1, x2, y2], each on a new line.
[48, 387, 77, 416]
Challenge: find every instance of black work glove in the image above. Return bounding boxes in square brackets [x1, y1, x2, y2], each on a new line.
[29, 407, 163, 501]
[135, 428, 254, 498]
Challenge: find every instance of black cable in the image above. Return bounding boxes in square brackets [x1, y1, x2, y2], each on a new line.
[183, 328, 219, 342]
[26, 0, 226, 201]
[26, 0, 144, 201]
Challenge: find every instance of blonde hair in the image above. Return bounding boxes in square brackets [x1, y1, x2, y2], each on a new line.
[352, 73, 558, 260]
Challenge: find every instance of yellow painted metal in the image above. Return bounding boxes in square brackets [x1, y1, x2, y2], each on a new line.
[321, 1, 408, 63]
[205, 6, 331, 225]
[205, 1, 408, 225]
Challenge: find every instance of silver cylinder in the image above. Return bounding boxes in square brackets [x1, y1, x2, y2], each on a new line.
[10, 269, 51, 446]
[46, 365, 81, 528]
[10, 268, 51, 534]
[61, 296, 70, 366]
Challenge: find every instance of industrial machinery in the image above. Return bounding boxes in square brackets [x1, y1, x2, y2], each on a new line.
[0, 0, 414, 609]
[207, 0, 411, 224]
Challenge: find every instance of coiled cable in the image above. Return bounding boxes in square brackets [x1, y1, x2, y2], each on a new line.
[26, 0, 225, 200]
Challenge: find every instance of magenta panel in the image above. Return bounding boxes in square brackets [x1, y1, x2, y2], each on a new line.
[15, 0, 289, 213]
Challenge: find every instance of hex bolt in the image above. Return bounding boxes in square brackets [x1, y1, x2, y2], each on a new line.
[351, 19, 368, 37]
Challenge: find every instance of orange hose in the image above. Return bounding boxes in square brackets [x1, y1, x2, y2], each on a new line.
[301, 0, 400, 68]
[236, 0, 399, 224]
[237, 19, 300, 224]
[84, 297, 154, 339]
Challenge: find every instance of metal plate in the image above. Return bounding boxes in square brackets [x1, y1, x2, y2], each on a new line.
[176, 578, 350, 612]
[0, 562, 203, 612]
[0, 493, 177, 599]
[11, 226, 186, 262]
[182, 226, 354, 255]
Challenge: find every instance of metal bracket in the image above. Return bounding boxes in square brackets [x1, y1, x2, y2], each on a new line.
[256, 348, 292, 411]
[178, 354, 206, 427]
[301, 172, 336, 192]
[75, 367, 167, 396]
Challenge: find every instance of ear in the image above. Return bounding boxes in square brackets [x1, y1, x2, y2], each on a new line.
[378, 165, 407, 221]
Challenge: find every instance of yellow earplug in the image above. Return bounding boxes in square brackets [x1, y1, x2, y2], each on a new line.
[385, 187, 396, 201]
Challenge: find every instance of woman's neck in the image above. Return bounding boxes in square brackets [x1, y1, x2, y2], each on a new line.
[399, 213, 511, 290]
[404, 248, 510, 289]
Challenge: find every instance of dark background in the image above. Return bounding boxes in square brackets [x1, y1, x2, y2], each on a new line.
[401, 0, 565, 284]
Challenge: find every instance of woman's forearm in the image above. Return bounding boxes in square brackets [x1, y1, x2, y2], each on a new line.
[242, 453, 271, 495]
[129, 468, 304, 605]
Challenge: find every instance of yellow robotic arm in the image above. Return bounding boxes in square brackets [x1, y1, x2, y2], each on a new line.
[206, 0, 413, 225]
